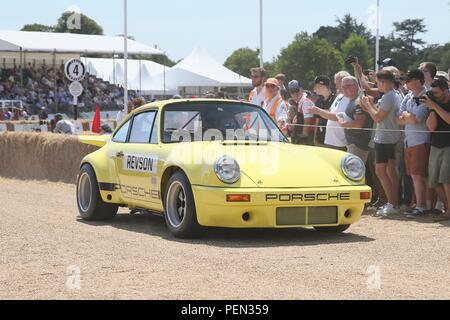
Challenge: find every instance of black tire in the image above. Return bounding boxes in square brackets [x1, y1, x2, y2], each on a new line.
[164, 171, 201, 238]
[76, 164, 118, 221]
[314, 225, 351, 233]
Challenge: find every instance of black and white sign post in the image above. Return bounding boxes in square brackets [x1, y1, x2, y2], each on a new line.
[65, 59, 86, 121]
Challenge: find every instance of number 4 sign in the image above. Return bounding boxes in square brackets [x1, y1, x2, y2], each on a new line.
[65, 59, 86, 82]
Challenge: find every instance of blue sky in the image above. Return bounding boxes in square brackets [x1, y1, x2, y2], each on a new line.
[2, 0, 449, 63]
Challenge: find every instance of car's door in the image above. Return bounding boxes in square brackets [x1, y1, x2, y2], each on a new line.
[112, 109, 161, 209]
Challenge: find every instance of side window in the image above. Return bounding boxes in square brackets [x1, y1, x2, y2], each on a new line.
[113, 119, 131, 143]
[150, 113, 159, 144]
[129, 111, 156, 144]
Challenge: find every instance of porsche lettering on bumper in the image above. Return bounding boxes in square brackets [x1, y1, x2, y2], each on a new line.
[265, 193, 351, 202]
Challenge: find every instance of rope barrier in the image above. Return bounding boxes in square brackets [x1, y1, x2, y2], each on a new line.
[286, 123, 450, 134]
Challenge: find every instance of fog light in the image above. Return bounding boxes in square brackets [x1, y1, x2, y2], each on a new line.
[227, 194, 251, 202]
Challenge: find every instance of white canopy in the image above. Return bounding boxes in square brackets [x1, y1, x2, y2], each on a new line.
[130, 64, 172, 95]
[153, 46, 252, 89]
[0, 30, 163, 55]
[86, 58, 173, 94]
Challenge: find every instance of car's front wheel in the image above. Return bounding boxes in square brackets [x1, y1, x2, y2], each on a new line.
[76, 164, 118, 221]
[314, 225, 351, 233]
[164, 171, 200, 238]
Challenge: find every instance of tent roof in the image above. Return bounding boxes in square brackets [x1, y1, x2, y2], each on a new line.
[0, 30, 163, 55]
[86, 57, 173, 94]
[86, 58, 166, 80]
[168, 46, 251, 87]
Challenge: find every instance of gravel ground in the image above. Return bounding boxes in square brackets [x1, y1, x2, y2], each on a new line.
[1, 177, 449, 300]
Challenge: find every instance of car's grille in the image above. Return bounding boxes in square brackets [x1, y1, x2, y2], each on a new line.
[276, 207, 338, 226]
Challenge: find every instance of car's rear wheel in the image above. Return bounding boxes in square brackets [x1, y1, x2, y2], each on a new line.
[77, 164, 118, 221]
[164, 171, 200, 238]
[314, 225, 351, 233]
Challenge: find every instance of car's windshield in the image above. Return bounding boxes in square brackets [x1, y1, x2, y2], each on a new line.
[162, 102, 287, 143]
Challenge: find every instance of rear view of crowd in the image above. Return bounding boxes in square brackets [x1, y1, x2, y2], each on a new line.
[248, 60, 450, 222]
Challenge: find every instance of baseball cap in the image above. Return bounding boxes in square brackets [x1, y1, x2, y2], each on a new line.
[436, 71, 449, 82]
[314, 75, 331, 87]
[265, 78, 280, 88]
[288, 80, 302, 92]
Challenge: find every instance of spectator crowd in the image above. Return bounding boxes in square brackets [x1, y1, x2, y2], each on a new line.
[0, 62, 127, 120]
[247, 59, 450, 222]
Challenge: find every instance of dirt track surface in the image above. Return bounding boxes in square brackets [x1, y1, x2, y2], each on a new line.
[1, 177, 449, 300]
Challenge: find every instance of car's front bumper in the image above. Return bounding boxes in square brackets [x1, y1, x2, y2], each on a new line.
[192, 185, 372, 228]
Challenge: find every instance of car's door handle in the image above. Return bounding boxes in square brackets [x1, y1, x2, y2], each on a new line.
[116, 151, 124, 158]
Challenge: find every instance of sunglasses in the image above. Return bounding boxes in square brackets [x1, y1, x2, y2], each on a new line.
[265, 84, 278, 89]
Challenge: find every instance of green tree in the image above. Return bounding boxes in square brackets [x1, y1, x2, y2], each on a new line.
[393, 19, 427, 56]
[273, 33, 344, 88]
[224, 48, 260, 78]
[341, 34, 372, 70]
[53, 11, 104, 35]
[314, 14, 372, 49]
[21, 24, 54, 32]
[413, 43, 450, 70]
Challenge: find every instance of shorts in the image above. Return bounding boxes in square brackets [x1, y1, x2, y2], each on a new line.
[428, 146, 450, 188]
[405, 144, 430, 176]
[374, 143, 397, 164]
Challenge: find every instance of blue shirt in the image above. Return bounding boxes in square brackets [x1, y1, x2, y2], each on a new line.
[399, 87, 430, 147]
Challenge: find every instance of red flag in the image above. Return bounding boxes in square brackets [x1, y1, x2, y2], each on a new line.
[92, 105, 101, 133]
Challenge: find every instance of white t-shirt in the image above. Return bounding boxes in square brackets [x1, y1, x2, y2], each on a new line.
[249, 87, 266, 108]
[324, 94, 349, 147]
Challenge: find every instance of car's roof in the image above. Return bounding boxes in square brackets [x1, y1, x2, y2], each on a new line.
[134, 99, 255, 113]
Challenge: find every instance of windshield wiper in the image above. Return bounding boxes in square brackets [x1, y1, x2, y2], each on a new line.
[182, 112, 201, 130]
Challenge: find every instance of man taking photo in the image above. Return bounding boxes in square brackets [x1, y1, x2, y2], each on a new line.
[361, 70, 402, 217]
[397, 70, 431, 218]
[423, 78, 450, 222]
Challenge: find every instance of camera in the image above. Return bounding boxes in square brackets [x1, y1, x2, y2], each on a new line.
[345, 56, 358, 65]
[416, 91, 437, 105]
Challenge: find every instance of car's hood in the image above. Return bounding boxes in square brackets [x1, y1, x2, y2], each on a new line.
[164, 142, 353, 188]
[229, 142, 348, 188]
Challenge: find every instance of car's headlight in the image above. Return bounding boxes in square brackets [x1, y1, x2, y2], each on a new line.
[341, 155, 365, 181]
[214, 155, 241, 184]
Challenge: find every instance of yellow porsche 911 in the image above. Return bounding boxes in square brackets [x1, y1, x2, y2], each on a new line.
[77, 99, 371, 238]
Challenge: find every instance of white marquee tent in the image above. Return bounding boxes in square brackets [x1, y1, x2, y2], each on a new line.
[86, 58, 173, 94]
[153, 46, 252, 90]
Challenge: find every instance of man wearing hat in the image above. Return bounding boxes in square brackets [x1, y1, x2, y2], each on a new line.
[397, 69, 431, 218]
[263, 78, 288, 134]
[287, 80, 315, 145]
[313, 75, 337, 147]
